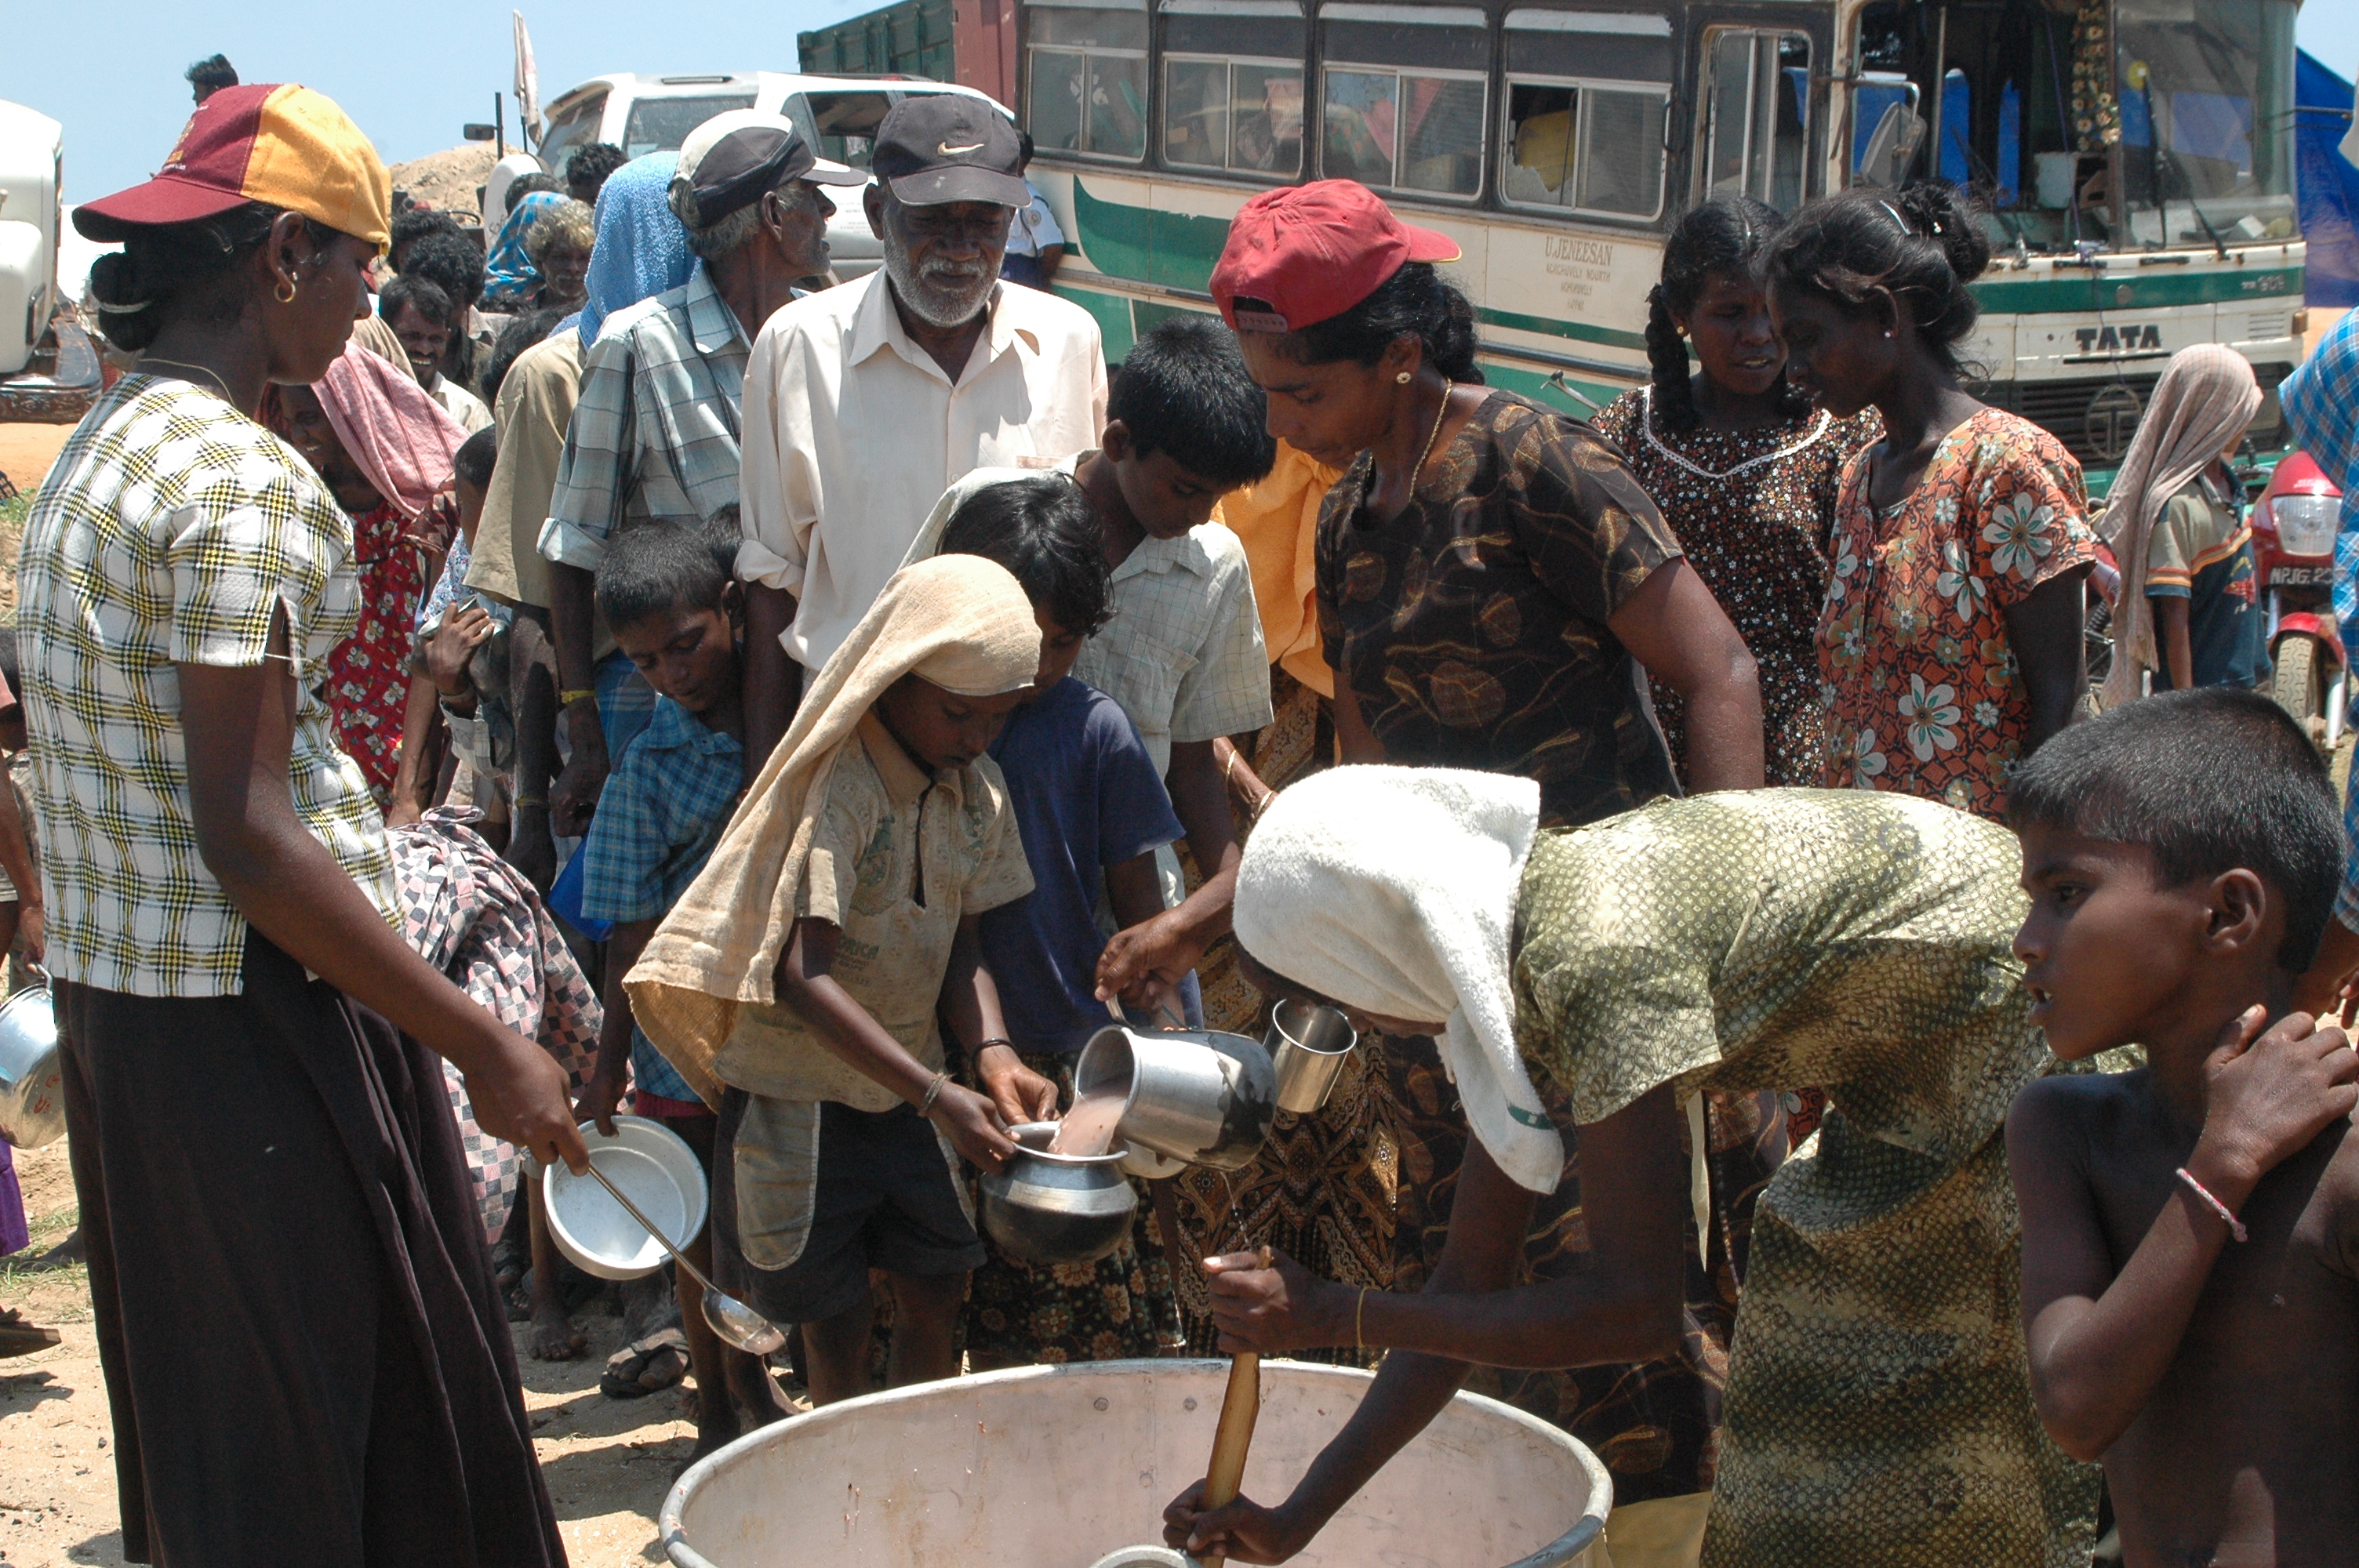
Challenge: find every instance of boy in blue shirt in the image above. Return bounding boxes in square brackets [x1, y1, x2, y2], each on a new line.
[575, 519, 784, 1459]
[937, 474, 1191, 1366]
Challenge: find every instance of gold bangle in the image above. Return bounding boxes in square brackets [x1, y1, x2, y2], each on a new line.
[1355, 1286, 1370, 1352]
[558, 688, 597, 706]
[1222, 746, 1239, 786]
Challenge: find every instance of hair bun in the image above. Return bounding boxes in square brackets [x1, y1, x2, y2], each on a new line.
[1895, 182, 1990, 285]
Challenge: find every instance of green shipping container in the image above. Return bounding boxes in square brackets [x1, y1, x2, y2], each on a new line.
[798, 0, 957, 82]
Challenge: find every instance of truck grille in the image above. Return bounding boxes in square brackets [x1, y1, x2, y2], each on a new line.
[1981, 363, 2291, 472]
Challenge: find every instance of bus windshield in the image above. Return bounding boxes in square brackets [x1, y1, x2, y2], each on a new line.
[2114, 0, 2297, 245]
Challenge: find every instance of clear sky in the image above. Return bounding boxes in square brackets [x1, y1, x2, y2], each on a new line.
[3, 0, 2354, 216]
[0, 0, 881, 209]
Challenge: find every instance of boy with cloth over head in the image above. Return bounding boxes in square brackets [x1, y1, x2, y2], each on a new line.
[2007, 687, 2359, 1567]
[626, 555, 1059, 1406]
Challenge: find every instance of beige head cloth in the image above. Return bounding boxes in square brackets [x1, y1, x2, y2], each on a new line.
[625, 554, 1041, 1102]
[2097, 344, 2260, 708]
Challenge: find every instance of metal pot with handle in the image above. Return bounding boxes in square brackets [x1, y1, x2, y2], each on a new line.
[0, 978, 63, 1149]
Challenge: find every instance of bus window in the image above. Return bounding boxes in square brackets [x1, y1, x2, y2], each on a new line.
[1161, 0, 1307, 176]
[1499, 9, 1673, 221]
[1704, 29, 1811, 210]
[1318, 3, 1489, 198]
[1503, 82, 1669, 218]
[1027, 0, 1150, 160]
[2114, 0, 2296, 245]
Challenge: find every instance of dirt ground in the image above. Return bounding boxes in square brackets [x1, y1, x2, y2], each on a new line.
[0, 424, 70, 498]
[387, 145, 501, 223]
[0, 1134, 726, 1568]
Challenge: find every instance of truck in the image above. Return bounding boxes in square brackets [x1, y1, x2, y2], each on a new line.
[0, 98, 100, 424]
[798, 0, 1020, 111]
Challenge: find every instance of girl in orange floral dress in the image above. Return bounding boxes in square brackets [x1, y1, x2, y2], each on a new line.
[1769, 184, 2095, 819]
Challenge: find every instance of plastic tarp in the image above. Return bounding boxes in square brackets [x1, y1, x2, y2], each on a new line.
[2297, 48, 2359, 307]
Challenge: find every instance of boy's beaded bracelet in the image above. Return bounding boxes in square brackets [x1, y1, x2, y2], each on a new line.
[2175, 1167, 2248, 1242]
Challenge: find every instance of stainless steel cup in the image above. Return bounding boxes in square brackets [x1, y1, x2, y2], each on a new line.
[1267, 999, 1357, 1116]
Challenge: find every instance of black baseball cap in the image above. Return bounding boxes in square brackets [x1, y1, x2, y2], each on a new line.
[672, 111, 862, 229]
[871, 96, 1028, 208]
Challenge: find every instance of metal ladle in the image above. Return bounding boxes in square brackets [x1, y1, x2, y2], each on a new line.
[577, 1160, 787, 1356]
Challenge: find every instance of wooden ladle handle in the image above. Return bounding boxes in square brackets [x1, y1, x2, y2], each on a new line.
[1199, 1247, 1272, 1568]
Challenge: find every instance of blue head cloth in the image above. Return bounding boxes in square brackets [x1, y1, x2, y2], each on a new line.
[578, 151, 697, 349]
[483, 191, 567, 300]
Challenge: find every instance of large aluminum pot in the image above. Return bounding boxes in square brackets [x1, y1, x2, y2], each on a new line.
[977, 1121, 1138, 1265]
[661, 1359, 1612, 1567]
[1075, 1026, 1276, 1173]
[0, 983, 63, 1149]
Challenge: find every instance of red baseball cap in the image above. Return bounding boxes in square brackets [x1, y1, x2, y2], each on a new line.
[75, 84, 391, 250]
[1210, 180, 1461, 334]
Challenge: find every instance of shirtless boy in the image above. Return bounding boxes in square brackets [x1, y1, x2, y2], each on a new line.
[2006, 687, 2359, 1567]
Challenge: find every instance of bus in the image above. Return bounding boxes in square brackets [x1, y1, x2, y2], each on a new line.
[1011, 0, 2308, 488]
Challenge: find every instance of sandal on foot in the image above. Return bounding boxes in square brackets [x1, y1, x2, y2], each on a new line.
[600, 1327, 689, 1398]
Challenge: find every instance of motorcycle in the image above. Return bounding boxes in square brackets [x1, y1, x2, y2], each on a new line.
[2251, 451, 2348, 746]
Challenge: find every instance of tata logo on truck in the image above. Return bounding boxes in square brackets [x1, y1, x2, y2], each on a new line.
[2074, 323, 2165, 355]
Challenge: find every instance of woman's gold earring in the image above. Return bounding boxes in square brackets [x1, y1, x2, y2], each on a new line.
[276, 280, 298, 304]
[1395, 371, 1412, 383]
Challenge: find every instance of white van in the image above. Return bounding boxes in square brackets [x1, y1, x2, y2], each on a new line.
[532, 72, 1012, 278]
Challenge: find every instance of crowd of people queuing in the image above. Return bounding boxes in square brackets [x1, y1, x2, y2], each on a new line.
[3, 52, 2355, 1568]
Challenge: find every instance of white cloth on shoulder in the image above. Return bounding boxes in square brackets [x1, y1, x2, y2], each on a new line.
[1233, 764, 1560, 1193]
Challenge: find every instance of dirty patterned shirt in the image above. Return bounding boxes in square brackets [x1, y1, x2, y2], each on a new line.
[709, 712, 1034, 1109]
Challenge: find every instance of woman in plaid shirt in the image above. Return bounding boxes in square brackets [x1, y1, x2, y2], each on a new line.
[16, 86, 583, 1565]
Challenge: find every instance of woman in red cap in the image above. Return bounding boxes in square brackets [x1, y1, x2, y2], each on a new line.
[1198, 179, 1768, 1566]
[15, 84, 580, 1566]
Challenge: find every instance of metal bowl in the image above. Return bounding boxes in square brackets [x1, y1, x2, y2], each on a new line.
[978, 1122, 1139, 1265]
[0, 984, 63, 1150]
[542, 1115, 708, 1281]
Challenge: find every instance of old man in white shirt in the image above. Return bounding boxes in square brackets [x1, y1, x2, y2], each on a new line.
[736, 96, 1107, 762]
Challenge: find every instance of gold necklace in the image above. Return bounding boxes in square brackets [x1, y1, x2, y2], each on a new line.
[1408, 383, 1452, 485]
[137, 357, 238, 405]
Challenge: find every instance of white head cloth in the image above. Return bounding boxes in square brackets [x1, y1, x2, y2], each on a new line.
[1233, 765, 1560, 1193]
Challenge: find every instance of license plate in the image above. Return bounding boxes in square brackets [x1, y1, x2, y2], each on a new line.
[2270, 565, 2332, 586]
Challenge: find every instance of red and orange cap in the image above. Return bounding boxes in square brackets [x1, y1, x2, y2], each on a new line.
[1209, 180, 1460, 334]
[75, 84, 391, 251]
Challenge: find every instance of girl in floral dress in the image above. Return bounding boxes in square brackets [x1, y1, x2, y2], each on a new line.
[1592, 198, 1881, 789]
[1769, 185, 2095, 818]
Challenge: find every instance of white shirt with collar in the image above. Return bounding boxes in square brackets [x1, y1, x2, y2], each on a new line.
[736, 270, 1108, 673]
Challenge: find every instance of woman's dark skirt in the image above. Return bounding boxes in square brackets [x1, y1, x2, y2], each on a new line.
[56, 930, 566, 1567]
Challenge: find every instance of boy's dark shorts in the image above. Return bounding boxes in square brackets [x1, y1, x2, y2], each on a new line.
[714, 1091, 986, 1327]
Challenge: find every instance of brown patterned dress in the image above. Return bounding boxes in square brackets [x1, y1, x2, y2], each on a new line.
[1316, 388, 1684, 826]
[1590, 387, 1882, 789]
[1318, 386, 1780, 1500]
